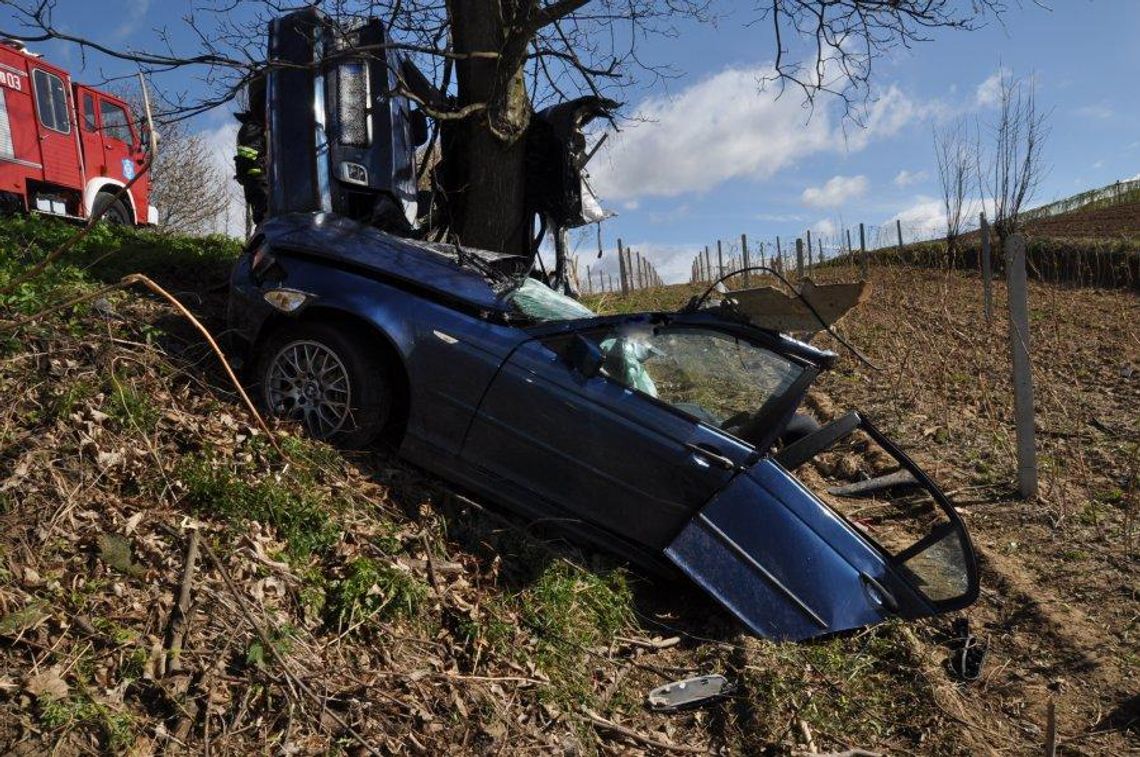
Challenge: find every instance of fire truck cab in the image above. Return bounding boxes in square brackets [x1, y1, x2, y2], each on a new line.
[0, 39, 156, 225]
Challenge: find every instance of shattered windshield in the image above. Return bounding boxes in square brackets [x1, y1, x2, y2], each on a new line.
[507, 278, 596, 322]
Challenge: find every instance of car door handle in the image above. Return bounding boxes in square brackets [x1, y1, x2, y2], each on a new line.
[860, 572, 899, 613]
[685, 442, 736, 471]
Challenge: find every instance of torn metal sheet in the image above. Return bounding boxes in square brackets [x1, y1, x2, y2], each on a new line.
[731, 279, 871, 334]
[647, 675, 734, 711]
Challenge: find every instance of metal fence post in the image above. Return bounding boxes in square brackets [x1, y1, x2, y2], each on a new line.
[981, 212, 993, 322]
[1005, 234, 1038, 499]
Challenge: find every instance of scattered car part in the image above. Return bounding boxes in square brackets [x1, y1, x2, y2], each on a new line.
[731, 279, 871, 334]
[647, 674, 734, 711]
[264, 8, 421, 230]
[947, 618, 988, 682]
[827, 470, 919, 497]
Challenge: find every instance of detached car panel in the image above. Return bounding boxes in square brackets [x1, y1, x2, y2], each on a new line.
[227, 211, 979, 641]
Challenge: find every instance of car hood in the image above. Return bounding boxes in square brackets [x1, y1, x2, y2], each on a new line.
[256, 212, 531, 315]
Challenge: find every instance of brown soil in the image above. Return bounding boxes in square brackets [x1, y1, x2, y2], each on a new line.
[808, 266, 1140, 755]
[0, 251, 1136, 755]
[1025, 199, 1140, 239]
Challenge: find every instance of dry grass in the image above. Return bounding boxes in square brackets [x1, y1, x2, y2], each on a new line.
[0, 217, 1136, 754]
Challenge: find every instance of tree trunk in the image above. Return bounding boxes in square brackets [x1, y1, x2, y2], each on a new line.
[443, 0, 533, 255]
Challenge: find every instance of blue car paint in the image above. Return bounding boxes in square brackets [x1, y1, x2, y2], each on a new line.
[227, 212, 979, 640]
[667, 458, 932, 641]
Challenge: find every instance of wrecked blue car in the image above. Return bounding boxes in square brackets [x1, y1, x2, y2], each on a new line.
[226, 212, 979, 641]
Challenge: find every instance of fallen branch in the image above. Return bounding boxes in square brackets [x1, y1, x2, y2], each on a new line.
[163, 528, 201, 676]
[581, 707, 704, 754]
[1, 273, 282, 455]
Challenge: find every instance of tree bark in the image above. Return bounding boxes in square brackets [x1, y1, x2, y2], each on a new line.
[443, 0, 534, 255]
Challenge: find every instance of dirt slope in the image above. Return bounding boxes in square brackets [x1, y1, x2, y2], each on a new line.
[0, 217, 1136, 754]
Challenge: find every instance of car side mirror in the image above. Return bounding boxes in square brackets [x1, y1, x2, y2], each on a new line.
[565, 334, 603, 379]
[410, 108, 429, 147]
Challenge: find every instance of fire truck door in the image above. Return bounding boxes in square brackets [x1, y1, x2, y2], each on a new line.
[29, 66, 81, 188]
[76, 90, 103, 176]
[96, 98, 136, 185]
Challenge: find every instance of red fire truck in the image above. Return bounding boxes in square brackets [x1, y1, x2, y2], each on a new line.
[0, 39, 155, 226]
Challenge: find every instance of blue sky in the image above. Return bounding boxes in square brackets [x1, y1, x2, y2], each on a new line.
[7, 1, 1138, 281]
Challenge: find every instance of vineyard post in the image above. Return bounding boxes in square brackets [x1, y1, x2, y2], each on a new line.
[741, 233, 751, 285]
[585, 264, 592, 294]
[807, 236, 814, 271]
[796, 238, 805, 280]
[617, 239, 629, 295]
[717, 240, 724, 279]
[859, 223, 868, 278]
[704, 246, 712, 283]
[1005, 234, 1038, 499]
[896, 219, 904, 257]
[759, 241, 766, 271]
[981, 212, 993, 322]
[846, 228, 853, 268]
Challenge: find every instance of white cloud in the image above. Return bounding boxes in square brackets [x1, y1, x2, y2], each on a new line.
[975, 71, 1004, 108]
[811, 218, 838, 237]
[893, 169, 927, 187]
[884, 195, 946, 239]
[885, 195, 991, 241]
[801, 175, 868, 208]
[1074, 103, 1113, 120]
[591, 66, 928, 202]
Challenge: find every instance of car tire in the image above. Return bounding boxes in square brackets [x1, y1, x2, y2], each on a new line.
[92, 192, 131, 225]
[255, 322, 392, 449]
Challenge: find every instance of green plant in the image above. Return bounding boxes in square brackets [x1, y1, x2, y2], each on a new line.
[176, 455, 341, 560]
[327, 557, 428, 627]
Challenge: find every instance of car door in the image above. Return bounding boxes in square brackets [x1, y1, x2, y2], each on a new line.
[459, 316, 815, 556]
[666, 410, 979, 640]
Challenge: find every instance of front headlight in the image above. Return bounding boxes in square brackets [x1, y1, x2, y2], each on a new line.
[263, 288, 315, 313]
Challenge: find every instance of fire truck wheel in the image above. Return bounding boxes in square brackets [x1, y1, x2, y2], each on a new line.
[92, 192, 131, 225]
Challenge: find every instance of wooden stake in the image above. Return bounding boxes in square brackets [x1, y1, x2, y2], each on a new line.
[859, 222, 868, 278]
[741, 233, 750, 285]
[980, 212, 993, 322]
[795, 238, 804, 280]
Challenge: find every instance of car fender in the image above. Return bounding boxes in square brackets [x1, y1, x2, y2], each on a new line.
[83, 178, 138, 222]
